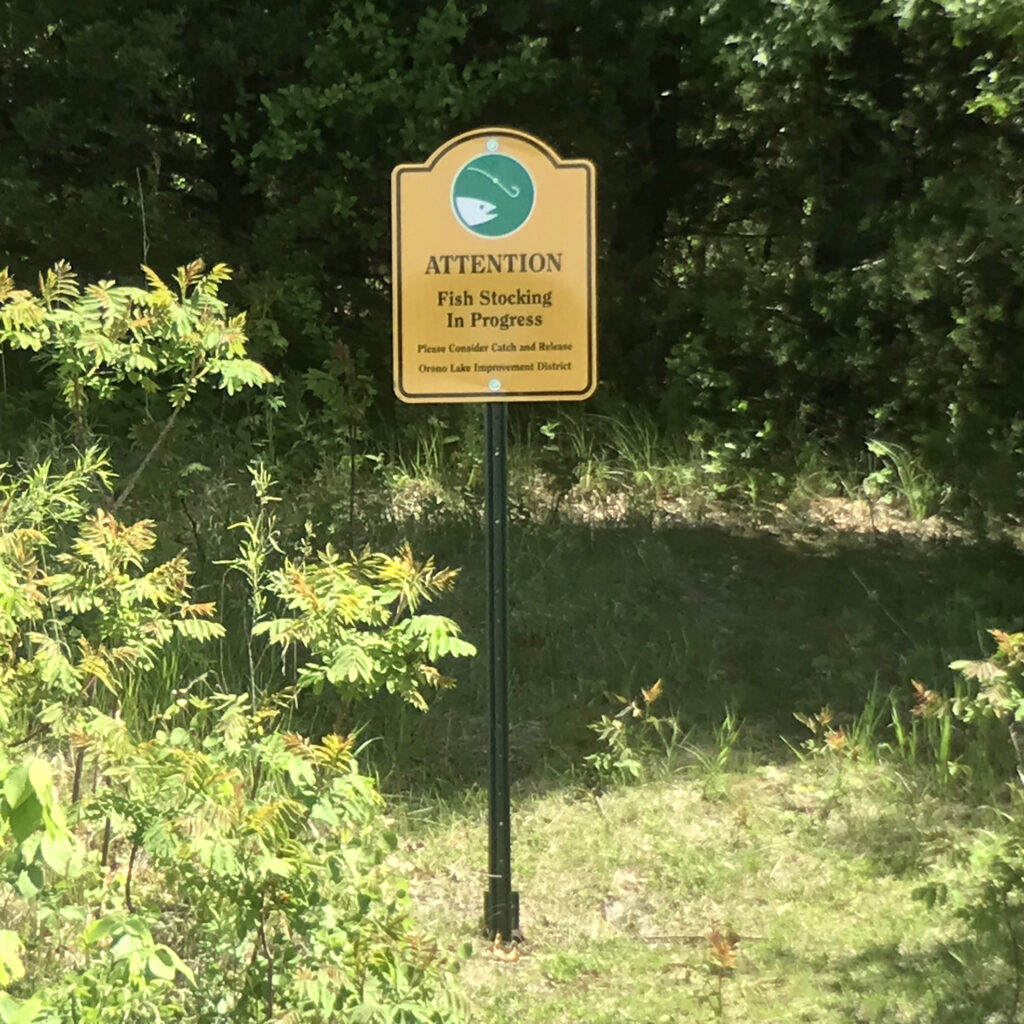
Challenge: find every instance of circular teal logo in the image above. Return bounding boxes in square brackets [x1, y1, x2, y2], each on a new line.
[451, 154, 535, 238]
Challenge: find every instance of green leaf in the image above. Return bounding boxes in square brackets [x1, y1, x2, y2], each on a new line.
[949, 658, 1006, 681]
[215, 359, 274, 395]
[7, 797, 43, 843]
[310, 800, 340, 827]
[25, 760, 52, 804]
[172, 618, 226, 641]
[146, 948, 177, 981]
[39, 833, 73, 873]
[287, 757, 316, 788]
[0, 993, 44, 1024]
[0, 931, 26, 987]
[110, 930, 146, 960]
[258, 855, 295, 879]
[14, 865, 43, 899]
[81, 914, 121, 946]
[326, 645, 373, 685]
[2, 767, 28, 810]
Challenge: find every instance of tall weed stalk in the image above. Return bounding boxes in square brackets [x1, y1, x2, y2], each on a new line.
[216, 461, 283, 711]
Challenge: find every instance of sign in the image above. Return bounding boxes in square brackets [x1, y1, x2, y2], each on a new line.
[391, 128, 596, 403]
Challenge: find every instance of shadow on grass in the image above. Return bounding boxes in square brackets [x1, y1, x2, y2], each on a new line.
[822, 934, 1019, 1024]
[343, 514, 1023, 794]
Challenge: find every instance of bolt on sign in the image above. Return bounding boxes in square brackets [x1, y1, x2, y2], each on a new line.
[391, 128, 597, 403]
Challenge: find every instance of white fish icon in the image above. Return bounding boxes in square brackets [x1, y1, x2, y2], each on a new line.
[455, 196, 497, 226]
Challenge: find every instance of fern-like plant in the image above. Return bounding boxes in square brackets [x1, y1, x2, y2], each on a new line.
[0, 449, 224, 741]
[0, 259, 272, 506]
[254, 542, 476, 709]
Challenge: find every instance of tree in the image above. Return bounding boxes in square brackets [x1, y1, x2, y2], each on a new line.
[2, 0, 1023, 510]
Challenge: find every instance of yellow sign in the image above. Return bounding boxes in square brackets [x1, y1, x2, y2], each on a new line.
[391, 128, 596, 403]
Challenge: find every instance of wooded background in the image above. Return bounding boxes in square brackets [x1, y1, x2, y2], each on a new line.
[2, 0, 1022, 511]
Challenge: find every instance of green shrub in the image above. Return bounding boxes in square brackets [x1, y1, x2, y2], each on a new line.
[912, 630, 1024, 1020]
[0, 262, 469, 1023]
[0, 698, 463, 1022]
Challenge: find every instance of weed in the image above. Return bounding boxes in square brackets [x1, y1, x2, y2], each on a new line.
[584, 715, 645, 788]
[697, 926, 741, 1020]
[676, 706, 743, 801]
[886, 685, 966, 793]
[215, 459, 284, 711]
[864, 439, 949, 521]
[790, 705, 859, 761]
[583, 681, 682, 788]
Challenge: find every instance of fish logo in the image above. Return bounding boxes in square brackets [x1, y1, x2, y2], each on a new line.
[452, 153, 534, 238]
[454, 196, 498, 227]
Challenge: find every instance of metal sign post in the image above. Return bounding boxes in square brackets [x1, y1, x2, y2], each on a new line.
[483, 401, 517, 940]
[391, 127, 595, 941]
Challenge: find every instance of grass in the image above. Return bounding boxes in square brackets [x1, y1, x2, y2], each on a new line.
[346, 465, 1023, 1021]
[320, 416, 1024, 1023]
[395, 756, 1008, 1023]
[354, 508, 1023, 791]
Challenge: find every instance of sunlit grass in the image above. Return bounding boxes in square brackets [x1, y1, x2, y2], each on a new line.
[397, 760, 994, 1023]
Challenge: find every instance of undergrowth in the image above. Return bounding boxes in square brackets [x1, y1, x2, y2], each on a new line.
[4, 259, 1024, 1022]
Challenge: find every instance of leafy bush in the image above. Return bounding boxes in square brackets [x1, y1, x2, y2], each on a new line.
[0, 701, 463, 1022]
[0, 260, 271, 418]
[0, 259, 273, 507]
[911, 631, 1024, 1020]
[0, 448, 224, 738]
[255, 542, 475, 709]
[0, 262, 470, 1023]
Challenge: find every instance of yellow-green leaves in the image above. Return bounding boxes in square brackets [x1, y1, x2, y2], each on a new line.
[0, 931, 26, 988]
[0, 259, 273, 421]
[0, 453, 224, 720]
[949, 628, 1024, 727]
[253, 541, 475, 708]
[213, 357, 275, 396]
[53, 692, 447, 1019]
[37, 260, 79, 311]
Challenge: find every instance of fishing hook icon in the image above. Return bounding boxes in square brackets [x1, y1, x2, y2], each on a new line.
[468, 166, 520, 198]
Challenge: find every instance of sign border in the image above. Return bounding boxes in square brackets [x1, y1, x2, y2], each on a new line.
[391, 127, 597, 403]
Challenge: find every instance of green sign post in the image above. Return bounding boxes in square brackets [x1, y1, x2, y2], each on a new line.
[391, 127, 596, 943]
[484, 402, 516, 940]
